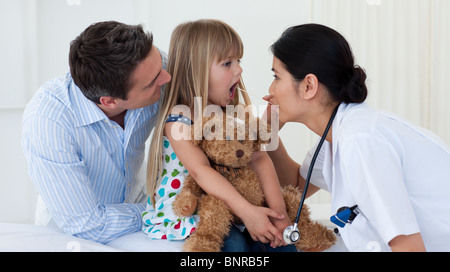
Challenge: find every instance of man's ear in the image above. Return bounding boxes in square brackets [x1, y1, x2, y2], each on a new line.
[99, 96, 119, 109]
[300, 74, 320, 101]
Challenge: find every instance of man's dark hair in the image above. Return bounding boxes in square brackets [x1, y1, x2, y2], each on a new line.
[69, 21, 153, 104]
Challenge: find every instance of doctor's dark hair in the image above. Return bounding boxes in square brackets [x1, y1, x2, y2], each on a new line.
[271, 24, 368, 104]
[69, 21, 153, 104]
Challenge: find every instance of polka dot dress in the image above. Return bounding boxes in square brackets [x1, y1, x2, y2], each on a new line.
[142, 136, 198, 240]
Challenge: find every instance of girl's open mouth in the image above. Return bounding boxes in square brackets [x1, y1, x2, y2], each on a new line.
[230, 82, 238, 100]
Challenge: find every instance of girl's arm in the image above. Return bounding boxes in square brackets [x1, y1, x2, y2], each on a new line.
[165, 122, 284, 243]
[251, 150, 292, 247]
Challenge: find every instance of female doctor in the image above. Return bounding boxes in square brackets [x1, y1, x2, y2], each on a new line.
[264, 24, 450, 252]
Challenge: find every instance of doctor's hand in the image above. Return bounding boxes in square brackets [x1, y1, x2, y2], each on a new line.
[240, 205, 285, 245]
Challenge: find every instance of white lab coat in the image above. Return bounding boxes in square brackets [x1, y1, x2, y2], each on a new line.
[300, 103, 450, 252]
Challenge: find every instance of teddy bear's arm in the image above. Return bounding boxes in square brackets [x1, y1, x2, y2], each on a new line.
[172, 176, 204, 217]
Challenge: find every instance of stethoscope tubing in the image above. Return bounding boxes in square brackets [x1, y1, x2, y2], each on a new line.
[293, 105, 340, 225]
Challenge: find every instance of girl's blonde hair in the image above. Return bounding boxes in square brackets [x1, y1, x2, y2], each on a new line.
[146, 19, 251, 206]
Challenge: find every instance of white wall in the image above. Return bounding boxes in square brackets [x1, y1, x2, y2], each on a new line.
[1, 0, 449, 224]
[0, 0, 145, 223]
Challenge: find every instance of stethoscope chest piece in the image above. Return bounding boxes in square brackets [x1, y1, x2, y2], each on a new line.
[283, 224, 300, 244]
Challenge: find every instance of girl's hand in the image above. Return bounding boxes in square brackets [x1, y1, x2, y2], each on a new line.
[269, 211, 291, 248]
[240, 205, 285, 244]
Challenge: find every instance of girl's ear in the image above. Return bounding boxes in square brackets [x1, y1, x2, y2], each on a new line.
[300, 73, 320, 101]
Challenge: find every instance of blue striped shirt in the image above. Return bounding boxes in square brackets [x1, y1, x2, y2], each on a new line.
[22, 54, 166, 244]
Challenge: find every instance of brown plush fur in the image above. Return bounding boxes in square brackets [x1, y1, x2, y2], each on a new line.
[172, 112, 336, 252]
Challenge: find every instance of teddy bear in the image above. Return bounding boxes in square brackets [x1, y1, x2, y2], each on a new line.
[172, 111, 336, 252]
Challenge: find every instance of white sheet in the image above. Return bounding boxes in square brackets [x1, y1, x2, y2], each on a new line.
[0, 223, 346, 252]
[107, 232, 184, 252]
[0, 223, 119, 252]
[0, 223, 184, 252]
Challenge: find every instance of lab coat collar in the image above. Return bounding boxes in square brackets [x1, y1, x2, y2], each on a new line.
[324, 103, 363, 192]
[319, 103, 346, 194]
[331, 103, 348, 162]
[331, 103, 370, 160]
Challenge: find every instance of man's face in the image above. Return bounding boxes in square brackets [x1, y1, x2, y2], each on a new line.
[116, 46, 171, 110]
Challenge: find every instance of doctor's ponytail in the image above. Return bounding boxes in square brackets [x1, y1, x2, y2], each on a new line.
[271, 24, 368, 104]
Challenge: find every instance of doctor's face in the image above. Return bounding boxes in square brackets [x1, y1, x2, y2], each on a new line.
[268, 57, 304, 123]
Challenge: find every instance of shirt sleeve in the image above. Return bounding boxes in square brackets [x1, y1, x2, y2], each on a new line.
[339, 133, 421, 244]
[22, 114, 145, 244]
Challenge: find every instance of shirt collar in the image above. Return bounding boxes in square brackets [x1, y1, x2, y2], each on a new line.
[68, 77, 109, 128]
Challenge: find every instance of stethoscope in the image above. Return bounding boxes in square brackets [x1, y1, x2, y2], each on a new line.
[283, 105, 340, 245]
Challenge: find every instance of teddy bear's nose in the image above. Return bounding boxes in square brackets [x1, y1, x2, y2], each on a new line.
[236, 150, 244, 158]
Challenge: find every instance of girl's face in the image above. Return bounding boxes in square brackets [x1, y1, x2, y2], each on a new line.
[208, 56, 243, 107]
[267, 56, 305, 123]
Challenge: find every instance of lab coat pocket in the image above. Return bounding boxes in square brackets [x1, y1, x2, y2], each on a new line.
[344, 211, 387, 252]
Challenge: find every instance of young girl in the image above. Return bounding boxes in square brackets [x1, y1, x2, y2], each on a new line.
[142, 19, 295, 252]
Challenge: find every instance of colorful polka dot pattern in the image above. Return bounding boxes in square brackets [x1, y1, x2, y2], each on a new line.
[142, 136, 197, 240]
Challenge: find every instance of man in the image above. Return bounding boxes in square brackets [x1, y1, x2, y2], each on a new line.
[22, 21, 171, 244]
